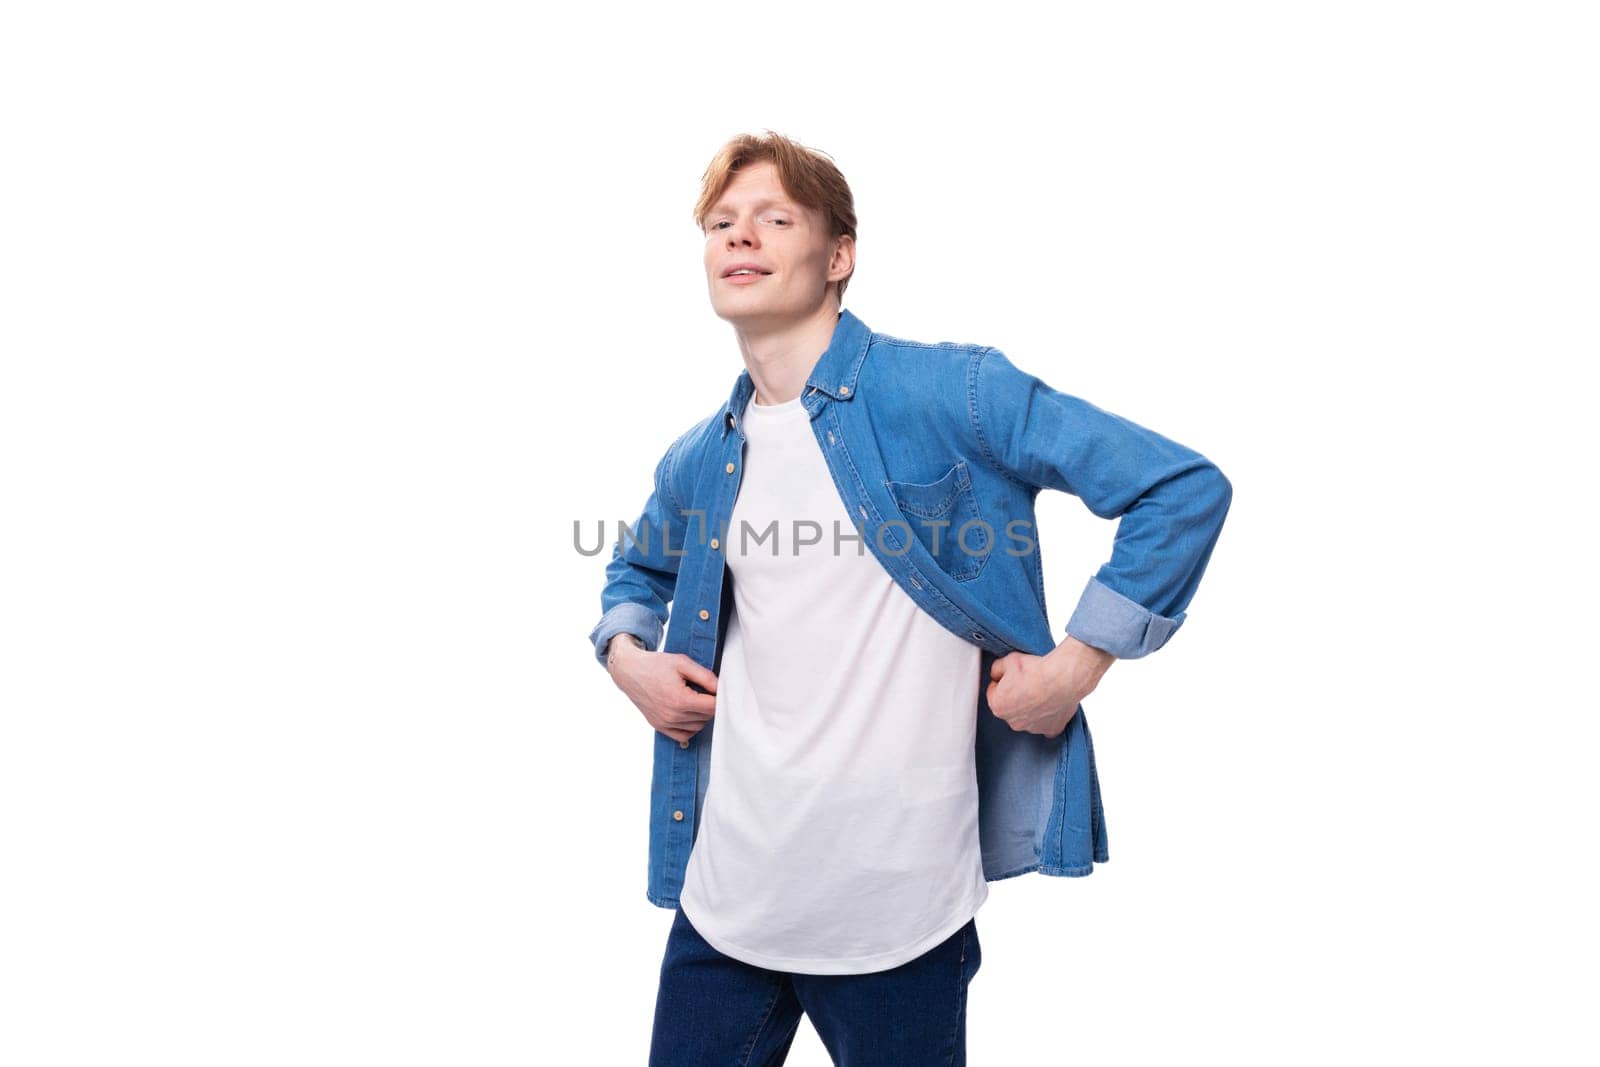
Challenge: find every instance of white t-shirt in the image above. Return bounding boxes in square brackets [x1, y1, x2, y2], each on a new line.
[677, 389, 988, 975]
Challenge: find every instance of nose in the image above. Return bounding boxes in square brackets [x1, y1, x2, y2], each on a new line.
[723, 220, 757, 248]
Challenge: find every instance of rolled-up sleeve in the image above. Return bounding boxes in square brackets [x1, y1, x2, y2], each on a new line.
[586, 437, 687, 668]
[969, 346, 1232, 658]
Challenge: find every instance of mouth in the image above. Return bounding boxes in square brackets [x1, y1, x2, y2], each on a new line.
[721, 266, 773, 282]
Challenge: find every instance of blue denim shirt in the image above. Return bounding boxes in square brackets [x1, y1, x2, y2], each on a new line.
[588, 308, 1232, 909]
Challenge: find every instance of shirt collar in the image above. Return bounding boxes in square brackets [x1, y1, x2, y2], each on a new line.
[721, 307, 872, 437]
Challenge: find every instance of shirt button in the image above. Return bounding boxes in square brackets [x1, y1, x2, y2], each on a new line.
[710, 538, 719, 550]
[725, 462, 735, 474]
[698, 609, 710, 620]
[679, 739, 689, 749]
[673, 810, 684, 821]
[971, 631, 985, 641]
[839, 385, 850, 395]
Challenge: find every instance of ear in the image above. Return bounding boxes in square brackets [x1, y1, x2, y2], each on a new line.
[829, 233, 855, 281]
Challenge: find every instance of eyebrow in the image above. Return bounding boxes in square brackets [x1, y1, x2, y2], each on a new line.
[706, 196, 796, 217]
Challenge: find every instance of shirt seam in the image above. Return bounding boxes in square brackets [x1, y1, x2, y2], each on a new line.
[966, 346, 1034, 494]
[660, 434, 686, 522]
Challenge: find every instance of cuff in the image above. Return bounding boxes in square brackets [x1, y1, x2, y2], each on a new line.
[588, 602, 665, 668]
[1063, 576, 1185, 659]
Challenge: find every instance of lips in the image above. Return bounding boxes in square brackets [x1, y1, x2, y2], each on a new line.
[721, 263, 773, 278]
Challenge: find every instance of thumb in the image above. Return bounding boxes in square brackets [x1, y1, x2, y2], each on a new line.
[990, 653, 1010, 682]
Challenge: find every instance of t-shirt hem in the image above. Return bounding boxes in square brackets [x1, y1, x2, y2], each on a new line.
[680, 878, 990, 976]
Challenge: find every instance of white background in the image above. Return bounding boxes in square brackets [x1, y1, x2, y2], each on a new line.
[3, 2, 1595, 1063]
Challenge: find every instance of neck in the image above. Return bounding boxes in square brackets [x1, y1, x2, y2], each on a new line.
[734, 304, 841, 406]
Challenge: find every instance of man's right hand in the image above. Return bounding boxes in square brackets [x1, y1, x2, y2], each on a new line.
[605, 636, 718, 744]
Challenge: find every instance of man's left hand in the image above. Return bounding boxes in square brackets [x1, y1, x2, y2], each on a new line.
[986, 636, 1117, 738]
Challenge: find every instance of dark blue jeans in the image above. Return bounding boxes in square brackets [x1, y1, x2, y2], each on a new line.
[650, 906, 983, 1066]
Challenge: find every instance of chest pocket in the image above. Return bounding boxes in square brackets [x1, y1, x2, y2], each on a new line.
[883, 459, 991, 582]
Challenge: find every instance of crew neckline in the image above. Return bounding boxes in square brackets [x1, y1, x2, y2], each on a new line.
[744, 392, 806, 417]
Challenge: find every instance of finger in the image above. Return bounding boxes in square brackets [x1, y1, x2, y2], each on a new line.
[990, 655, 1007, 681]
[677, 657, 719, 693]
[658, 718, 695, 742]
[681, 692, 717, 716]
[664, 698, 715, 729]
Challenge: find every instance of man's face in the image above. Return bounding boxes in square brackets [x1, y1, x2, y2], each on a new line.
[702, 160, 851, 326]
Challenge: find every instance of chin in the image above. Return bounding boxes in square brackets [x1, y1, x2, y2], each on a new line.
[710, 294, 780, 324]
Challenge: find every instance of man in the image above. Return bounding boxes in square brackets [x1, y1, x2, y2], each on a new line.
[587, 130, 1232, 1065]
